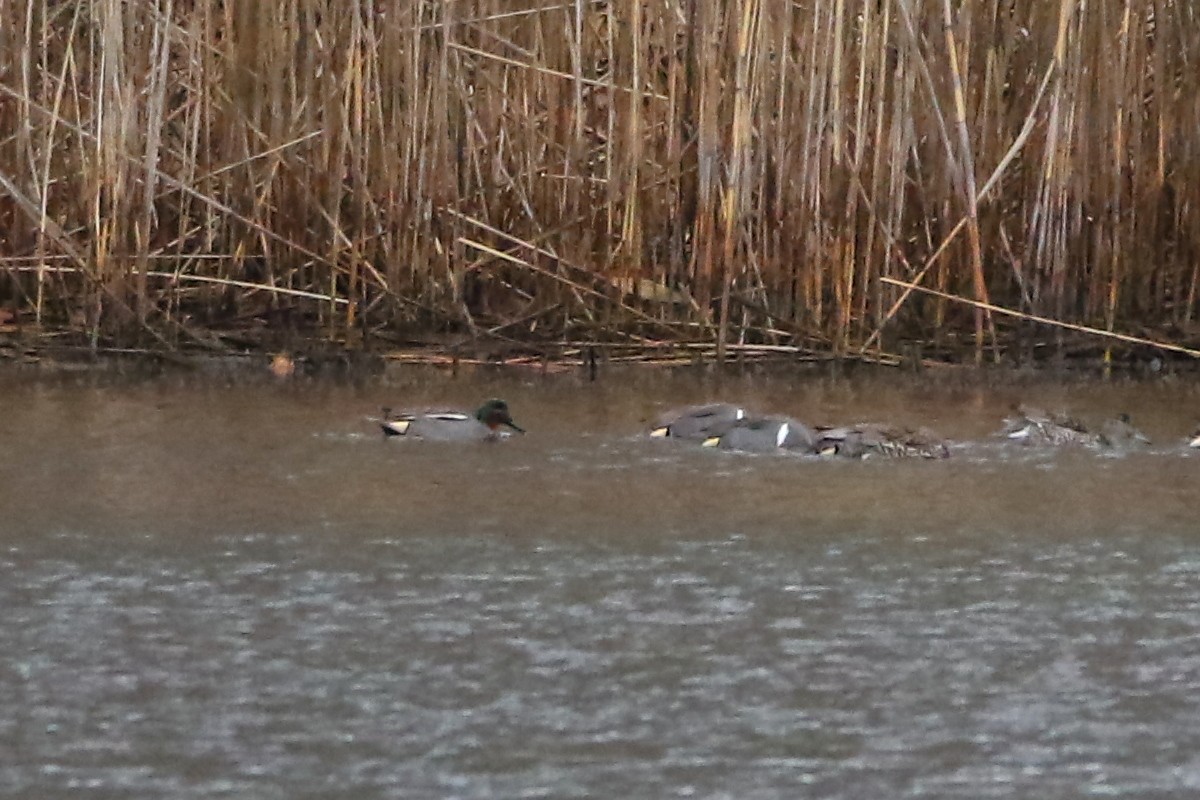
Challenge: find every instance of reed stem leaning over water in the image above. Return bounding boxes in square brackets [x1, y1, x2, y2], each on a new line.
[0, 0, 1197, 362]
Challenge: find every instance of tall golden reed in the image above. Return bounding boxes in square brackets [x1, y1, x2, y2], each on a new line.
[0, 0, 1197, 360]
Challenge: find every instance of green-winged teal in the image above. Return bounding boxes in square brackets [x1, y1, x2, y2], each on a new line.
[700, 415, 818, 453]
[1096, 413, 1151, 449]
[1000, 406, 1148, 449]
[649, 403, 748, 440]
[815, 423, 950, 459]
[1000, 405, 1098, 447]
[380, 398, 524, 441]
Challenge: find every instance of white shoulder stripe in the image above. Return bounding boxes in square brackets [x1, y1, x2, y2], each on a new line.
[776, 422, 789, 448]
[384, 419, 411, 434]
[427, 412, 470, 422]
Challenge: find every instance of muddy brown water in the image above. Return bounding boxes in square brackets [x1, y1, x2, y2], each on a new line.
[2, 364, 1199, 798]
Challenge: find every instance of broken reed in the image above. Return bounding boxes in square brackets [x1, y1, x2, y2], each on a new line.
[0, 0, 1197, 360]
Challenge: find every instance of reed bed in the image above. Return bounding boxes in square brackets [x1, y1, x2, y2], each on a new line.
[1, 0, 1198, 364]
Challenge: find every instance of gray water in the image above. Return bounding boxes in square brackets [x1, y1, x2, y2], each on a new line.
[2, 365, 1199, 798]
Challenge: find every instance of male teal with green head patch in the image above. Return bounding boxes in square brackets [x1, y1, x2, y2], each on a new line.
[381, 398, 524, 441]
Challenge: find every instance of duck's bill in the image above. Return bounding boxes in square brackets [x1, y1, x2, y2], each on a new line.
[504, 420, 526, 434]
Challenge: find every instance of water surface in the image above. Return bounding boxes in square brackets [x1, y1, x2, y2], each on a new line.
[2, 366, 1199, 797]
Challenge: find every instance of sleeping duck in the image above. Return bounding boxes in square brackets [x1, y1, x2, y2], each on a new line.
[699, 415, 818, 453]
[649, 403, 750, 441]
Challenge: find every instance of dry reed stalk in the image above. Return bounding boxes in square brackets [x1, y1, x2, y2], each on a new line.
[0, 0, 1197, 361]
[448, 212, 683, 336]
[940, 0, 994, 364]
[860, 52, 1059, 354]
[715, 0, 762, 363]
[882, 276, 1200, 359]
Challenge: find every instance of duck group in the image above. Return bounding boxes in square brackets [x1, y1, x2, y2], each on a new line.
[998, 405, 1150, 449]
[379, 398, 1198, 456]
[650, 403, 950, 459]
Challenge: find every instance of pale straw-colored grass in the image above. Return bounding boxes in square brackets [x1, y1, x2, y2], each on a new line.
[0, 0, 1196, 362]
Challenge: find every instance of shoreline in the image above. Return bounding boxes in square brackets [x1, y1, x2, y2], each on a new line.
[2, 327, 1194, 385]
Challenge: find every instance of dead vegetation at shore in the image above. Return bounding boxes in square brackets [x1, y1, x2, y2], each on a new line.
[1, 0, 1198, 366]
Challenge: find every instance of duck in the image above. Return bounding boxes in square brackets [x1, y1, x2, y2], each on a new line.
[1096, 413, 1151, 449]
[815, 423, 951, 459]
[700, 415, 818, 453]
[380, 398, 524, 441]
[999, 405, 1099, 447]
[649, 403, 749, 440]
[999, 405, 1149, 449]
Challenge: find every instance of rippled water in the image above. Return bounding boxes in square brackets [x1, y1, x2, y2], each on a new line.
[2, 365, 1199, 797]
